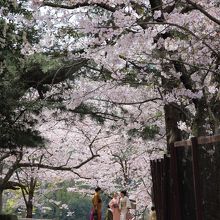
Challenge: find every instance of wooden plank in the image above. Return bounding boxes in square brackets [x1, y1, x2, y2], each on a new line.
[174, 139, 191, 147]
[170, 143, 182, 220]
[163, 155, 171, 220]
[191, 137, 204, 220]
[197, 134, 220, 145]
[174, 134, 220, 147]
[150, 160, 156, 206]
[156, 159, 162, 220]
[160, 159, 164, 220]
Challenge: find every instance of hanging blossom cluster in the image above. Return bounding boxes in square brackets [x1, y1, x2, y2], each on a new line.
[177, 121, 192, 133]
[29, 0, 220, 80]
[164, 88, 203, 104]
[31, 0, 44, 9]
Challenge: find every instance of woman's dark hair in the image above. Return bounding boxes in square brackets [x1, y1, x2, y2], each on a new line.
[95, 187, 101, 192]
[120, 190, 127, 196]
[151, 206, 155, 211]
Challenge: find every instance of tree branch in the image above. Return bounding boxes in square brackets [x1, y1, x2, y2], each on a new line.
[18, 153, 99, 178]
[185, 0, 220, 25]
[137, 21, 220, 58]
[43, 1, 116, 12]
[93, 97, 161, 105]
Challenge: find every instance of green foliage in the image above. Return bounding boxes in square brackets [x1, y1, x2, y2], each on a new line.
[0, 1, 46, 149]
[4, 182, 90, 219]
[141, 125, 160, 140]
[3, 189, 23, 215]
[127, 128, 140, 137]
[123, 69, 139, 84]
[73, 103, 105, 124]
[0, 51, 46, 148]
[4, 199, 17, 214]
[4, 181, 112, 220]
[24, 54, 62, 73]
[128, 124, 160, 140]
[57, 26, 84, 39]
[34, 182, 92, 220]
[0, 215, 18, 220]
[170, 30, 189, 40]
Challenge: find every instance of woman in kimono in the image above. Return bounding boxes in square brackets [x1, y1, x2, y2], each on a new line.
[91, 187, 102, 220]
[149, 206, 157, 220]
[119, 190, 131, 220]
[109, 192, 120, 220]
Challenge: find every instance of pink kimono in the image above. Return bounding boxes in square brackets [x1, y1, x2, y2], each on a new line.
[109, 198, 120, 220]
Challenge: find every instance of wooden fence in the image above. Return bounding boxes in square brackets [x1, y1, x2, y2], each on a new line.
[150, 134, 220, 220]
[18, 218, 53, 220]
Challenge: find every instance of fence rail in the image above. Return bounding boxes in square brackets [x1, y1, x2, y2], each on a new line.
[151, 134, 220, 220]
[18, 218, 53, 220]
[174, 134, 220, 147]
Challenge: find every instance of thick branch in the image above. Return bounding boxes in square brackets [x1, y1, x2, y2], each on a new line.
[1, 152, 23, 188]
[0, 180, 26, 190]
[70, 107, 126, 121]
[43, 1, 116, 12]
[0, 152, 13, 162]
[185, 0, 220, 25]
[72, 154, 100, 169]
[18, 154, 99, 175]
[93, 97, 161, 105]
[87, 129, 102, 156]
[22, 59, 88, 89]
[111, 153, 128, 184]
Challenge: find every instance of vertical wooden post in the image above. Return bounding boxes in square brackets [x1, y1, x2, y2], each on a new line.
[150, 161, 156, 207]
[160, 159, 164, 220]
[156, 159, 161, 220]
[151, 160, 159, 217]
[163, 155, 171, 220]
[191, 137, 203, 220]
[170, 143, 181, 220]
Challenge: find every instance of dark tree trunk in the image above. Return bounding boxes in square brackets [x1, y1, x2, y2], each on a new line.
[26, 201, 33, 218]
[164, 103, 182, 152]
[25, 177, 36, 218]
[0, 190, 3, 213]
[193, 98, 220, 220]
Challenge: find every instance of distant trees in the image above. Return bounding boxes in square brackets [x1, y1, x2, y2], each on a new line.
[4, 181, 92, 220]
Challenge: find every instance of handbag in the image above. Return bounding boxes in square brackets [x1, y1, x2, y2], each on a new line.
[113, 203, 119, 208]
[126, 211, 133, 220]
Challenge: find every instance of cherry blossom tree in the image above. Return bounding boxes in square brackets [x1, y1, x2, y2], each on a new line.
[29, 0, 219, 138]
[26, 0, 220, 217]
[1, 0, 220, 218]
[0, 72, 164, 217]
